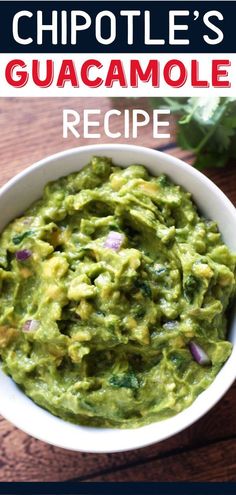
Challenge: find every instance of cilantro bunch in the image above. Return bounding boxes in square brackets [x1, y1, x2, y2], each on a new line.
[150, 97, 236, 169]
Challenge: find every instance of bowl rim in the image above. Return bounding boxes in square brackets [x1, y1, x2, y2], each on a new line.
[0, 143, 235, 453]
[1, 143, 236, 222]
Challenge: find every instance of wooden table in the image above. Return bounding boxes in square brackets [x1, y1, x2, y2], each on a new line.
[0, 97, 236, 483]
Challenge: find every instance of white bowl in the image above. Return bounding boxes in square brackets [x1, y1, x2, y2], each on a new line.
[0, 144, 235, 453]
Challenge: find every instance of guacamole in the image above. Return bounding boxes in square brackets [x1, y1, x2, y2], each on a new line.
[0, 157, 235, 428]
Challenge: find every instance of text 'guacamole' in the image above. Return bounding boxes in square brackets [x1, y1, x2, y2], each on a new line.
[0, 157, 235, 427]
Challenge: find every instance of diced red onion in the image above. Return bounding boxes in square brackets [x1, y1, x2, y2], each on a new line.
[189, 341, 211, 366]
[104, 231, 124, 251]
[15, 249, 32, 261]
[22, 319, 40, 333]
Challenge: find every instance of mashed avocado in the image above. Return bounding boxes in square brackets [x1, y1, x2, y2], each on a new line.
[0, 156, 235, 428]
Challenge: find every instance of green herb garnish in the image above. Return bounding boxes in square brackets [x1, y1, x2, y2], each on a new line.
[184, 275, 200, 302]
[109, 372, 139, 389]
[12, 230, 34, 245]
[150, 97, 236, 169]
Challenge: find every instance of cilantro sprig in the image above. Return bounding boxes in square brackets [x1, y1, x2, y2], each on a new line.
[150, 97, 236, 169]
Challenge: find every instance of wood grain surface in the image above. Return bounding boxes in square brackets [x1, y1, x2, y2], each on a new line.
[0, 97, 235, 483]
